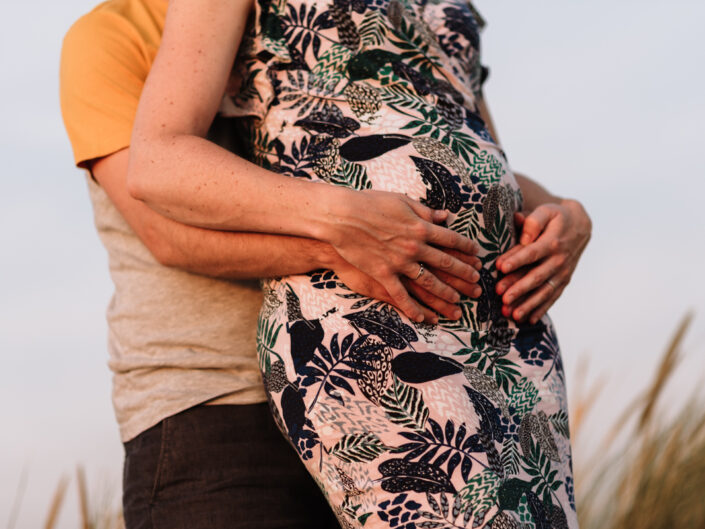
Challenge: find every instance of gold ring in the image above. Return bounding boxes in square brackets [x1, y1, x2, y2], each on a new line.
[414, 263, 425, 280]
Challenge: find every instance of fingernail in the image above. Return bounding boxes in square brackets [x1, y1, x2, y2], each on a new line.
[516, 309, 524, 318]
[453, 309, 462, 319]
[505, 294, 514, 304]
[472, 286, 482, 297]
[502, 306, 511, 317]
[431, 315, 439, 324]
[474, 261, 482, 270]
[472, 271, 480, 282]
[503, 262, 512, 273]
[452, 291, 461, 303]
[521, 235, 530, 245]
[416, 314, 425, 323]
[496, 283, 505, 295]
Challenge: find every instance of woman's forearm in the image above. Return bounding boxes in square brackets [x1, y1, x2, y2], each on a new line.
[127, 130, 347, 243]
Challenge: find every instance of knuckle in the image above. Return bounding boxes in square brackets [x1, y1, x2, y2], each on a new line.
[409, 221, 428, 240]
[420, 273, 435, 289]
[438, 253, 454, 270]
[402, 238, 421, 257]
[553, 253, 567, 268]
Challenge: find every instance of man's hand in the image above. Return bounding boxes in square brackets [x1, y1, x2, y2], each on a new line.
[495, 199, 592, 324]
[332, 249, 483, 324]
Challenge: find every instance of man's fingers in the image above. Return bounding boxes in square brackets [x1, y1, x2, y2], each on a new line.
[495, 244, 525, 275]
[383, 275, 426, 323]
[497, 235, 556, 274]
[501, 255, 564, 306]
[518, 206, 553, 245]
[495, 268, 528, 296]
[508, 281, 556, 322]
[528, 285, 565, 324]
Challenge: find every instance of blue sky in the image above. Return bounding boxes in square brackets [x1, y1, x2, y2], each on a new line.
[1, 1, 704, 527]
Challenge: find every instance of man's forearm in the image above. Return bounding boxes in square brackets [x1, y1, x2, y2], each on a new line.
[92, 148, 340, 280]
[513, 172, 564, 211]
[160, 223, 338, 279]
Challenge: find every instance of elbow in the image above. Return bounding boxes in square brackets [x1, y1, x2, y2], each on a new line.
[126, 150, 150, 202]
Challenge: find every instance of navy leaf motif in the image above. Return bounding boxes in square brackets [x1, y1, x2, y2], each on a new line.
[391, 352, 463, 383]
[294, 104, 360, 138]
[339, 134, 412, 161]
[288, 319, 324, 374]
[393, 418, 486, 482]
[411, 156, 466, 213]
[300, 332, 362, 410]
[378, 459, 456, 493]
[465, 387, 504, 442]
[343, 305, 418, 349]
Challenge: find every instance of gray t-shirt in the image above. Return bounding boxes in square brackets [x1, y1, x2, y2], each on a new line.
[86, 174, 267, 442]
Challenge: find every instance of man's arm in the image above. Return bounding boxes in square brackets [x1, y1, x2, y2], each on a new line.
[477, 96, 592, 324]
[93, 148, 335, 279]
[91, 148, 480, 323]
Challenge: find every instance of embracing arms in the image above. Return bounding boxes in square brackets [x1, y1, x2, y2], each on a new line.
[126, 0, 482, 323]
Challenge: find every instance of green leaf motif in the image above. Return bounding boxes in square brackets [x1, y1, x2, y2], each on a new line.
[327, 158, 372, 190]
[458, 469, 500, 515]
[549, 410, 570, 439]
[330, 432, 388, 463]
[359, 9, 388, 47]
[380, 376, 429, 431]
[508, 378, 539, 417]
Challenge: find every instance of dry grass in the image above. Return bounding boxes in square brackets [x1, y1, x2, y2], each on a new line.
[574, 311, 705, 529]
[38, 467, 123, 529]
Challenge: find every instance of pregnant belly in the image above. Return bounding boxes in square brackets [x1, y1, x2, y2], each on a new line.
[257, 106, 523, 331]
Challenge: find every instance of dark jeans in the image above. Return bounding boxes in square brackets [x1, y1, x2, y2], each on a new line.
[123, 403, 340, 529]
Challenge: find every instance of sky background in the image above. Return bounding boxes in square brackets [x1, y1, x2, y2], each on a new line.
[1, 0, 704, 527]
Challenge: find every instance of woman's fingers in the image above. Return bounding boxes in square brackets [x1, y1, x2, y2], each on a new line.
[401, 278, 461, 322]
[417, 244, 481, 284]
[422, 221, 478, 256]
[403, 262, 461, 304]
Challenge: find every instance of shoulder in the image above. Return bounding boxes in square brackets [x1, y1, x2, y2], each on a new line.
[61, 5, 149, 82]
[60, 2, 155, 167]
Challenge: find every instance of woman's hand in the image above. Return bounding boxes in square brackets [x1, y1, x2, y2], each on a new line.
[319, 188, 482, 323]
[494, 198, 592, 324]
[332, 249, 483, 323]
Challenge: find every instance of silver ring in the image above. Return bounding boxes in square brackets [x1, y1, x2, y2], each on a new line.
[547, 279, 557, 290]
[414, 263, 425, 280]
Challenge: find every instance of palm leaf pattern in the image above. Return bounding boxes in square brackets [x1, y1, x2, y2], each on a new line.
[234, 0, 578, 527]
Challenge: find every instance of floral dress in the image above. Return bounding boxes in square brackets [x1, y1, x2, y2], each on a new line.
[222, 0, 579, 527]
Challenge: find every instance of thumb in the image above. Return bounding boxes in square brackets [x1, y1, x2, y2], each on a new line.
[518, 206, 551, 245]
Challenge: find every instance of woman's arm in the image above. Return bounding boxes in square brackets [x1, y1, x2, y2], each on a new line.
[127, 0, 481, 322]
[477, 97, 592, 324]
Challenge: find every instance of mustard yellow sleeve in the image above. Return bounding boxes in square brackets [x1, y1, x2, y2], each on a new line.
[59, 10, 151, 168]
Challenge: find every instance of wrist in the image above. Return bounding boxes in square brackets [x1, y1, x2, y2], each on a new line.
[305, 183, 357, 245]
[309, 240, 345, 270]
[560, 197, 592, 235]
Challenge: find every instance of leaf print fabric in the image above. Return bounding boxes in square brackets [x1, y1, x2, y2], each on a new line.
[227, 0, 579, 527]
